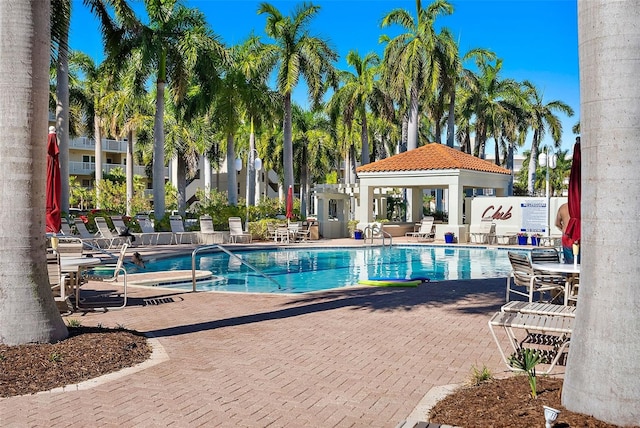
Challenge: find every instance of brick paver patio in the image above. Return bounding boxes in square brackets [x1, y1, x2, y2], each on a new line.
[0, 242, 525, 427]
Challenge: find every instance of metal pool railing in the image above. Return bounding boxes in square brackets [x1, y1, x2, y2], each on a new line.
[191, 244, 283, 292]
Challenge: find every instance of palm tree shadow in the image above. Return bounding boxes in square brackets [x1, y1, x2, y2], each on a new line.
[147, 277, 507, 339]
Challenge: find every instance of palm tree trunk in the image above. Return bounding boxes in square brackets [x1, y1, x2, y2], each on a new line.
[176, 155, 187, 215]
[562, 1, 640, 424]
[126, 130, 134, 216]
[283, 94, 294, 191]
[226, 134, 237, 205]
[152, 80, 166, 218]
[300, 145, 308, 218]
[527, 130, 540, 195]
[0, 0, 68, 345]
[56, 46, 70, 214]
[247, 119, 257, 206]
[407, 86, 419, 150]
[361, 113, 370, 165]
[93, 115, 102, 208]
[446, 88, 455, 147]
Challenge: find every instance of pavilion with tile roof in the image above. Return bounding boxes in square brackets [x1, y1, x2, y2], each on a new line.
[355, 143, 512, 240]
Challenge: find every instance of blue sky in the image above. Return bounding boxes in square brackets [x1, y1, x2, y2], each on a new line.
[70, 0, 580, 154]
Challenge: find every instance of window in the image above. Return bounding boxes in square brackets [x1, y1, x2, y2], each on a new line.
[82, 155, 95, 163]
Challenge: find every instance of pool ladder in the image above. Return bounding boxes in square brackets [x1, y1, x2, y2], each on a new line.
[191, 245, 283, 291]
[363, 225, 393, 247]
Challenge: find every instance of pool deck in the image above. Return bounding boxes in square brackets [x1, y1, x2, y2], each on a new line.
[0, 237, 554, 427]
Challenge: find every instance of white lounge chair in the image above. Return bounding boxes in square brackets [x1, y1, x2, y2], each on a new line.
[405, 217, 435, 241]
[169, 215, 198, 244]
[469, 218, 496, 244]
[228, 217, 252, 243]
[199, 215, 224, 244]
[94, 217, 128, 249]
[74, 218, 108, 249]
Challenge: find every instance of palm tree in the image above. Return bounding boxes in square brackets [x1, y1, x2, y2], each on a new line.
[380, 0, 453, 151]
[562, 3, 640, 424]
[328, 51, 393, 166]
[291, 104, 336, 217]
[459, 58, 522, 162]
[72, 52, 116, 207]
[92, 0, 227, 218]
[0, 0, 68, 345]
[258, 2, 338, 192]
[521, 80, 574, 195]
[51, 0, 72, 214]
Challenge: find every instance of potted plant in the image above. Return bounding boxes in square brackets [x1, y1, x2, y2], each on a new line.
[517, 232, 529, 245]
[530, 233, 542, 246]
[444, 231, 455, 244]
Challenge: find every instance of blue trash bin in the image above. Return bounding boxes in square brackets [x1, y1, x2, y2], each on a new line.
[354, 230, 363, 240]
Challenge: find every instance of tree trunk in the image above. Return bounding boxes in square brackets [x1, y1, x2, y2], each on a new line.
[247, 119, 257, 206]
[93, 114, 102, 208]
[152, 80, 166, 218]
[446, 87, 455, 147]
[126, 130, 134, 216]
[56, 42, 70, 214]
[176, 155, 187, 215]
[0, 0, 68, 345]
[283, 94, 294, 191]
[407, 86, 419, 150]
[300, 145, 308, 218]
[226, 134, 237, 205]
[527, 129, 540, 195]
[360, 112, 370, 165]
[562, 1, 640, 425]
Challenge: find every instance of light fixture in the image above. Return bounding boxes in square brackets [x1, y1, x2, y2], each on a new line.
[538, 147, 557, 237]
[543, 405, 560, 428]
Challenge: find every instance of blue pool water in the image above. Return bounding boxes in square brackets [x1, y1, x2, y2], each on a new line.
[129, 246, 521, 294]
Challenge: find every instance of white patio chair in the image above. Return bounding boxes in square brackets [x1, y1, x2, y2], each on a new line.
[405, 216, 435, 241]
[228, 217, 252, 243]
[169, 215, 198, 244]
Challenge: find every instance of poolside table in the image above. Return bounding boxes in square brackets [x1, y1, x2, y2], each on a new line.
[60, 256, 101, 308]
[532, 262, 580, 305]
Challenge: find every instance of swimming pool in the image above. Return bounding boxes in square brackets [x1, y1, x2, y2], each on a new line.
[128, 246, 523, 294]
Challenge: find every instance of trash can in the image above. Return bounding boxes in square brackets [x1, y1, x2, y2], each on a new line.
[354, 230, 363, 240]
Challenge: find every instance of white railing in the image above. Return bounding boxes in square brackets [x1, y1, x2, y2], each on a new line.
[68, 161, 164, 177]
[69, 137, 128, 153]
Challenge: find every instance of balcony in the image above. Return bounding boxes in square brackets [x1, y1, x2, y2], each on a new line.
[69, 137, 128, 153]
[68, 161, 166, 178]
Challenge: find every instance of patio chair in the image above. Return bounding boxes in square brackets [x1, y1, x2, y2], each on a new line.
[469, 218, 496, 244]
[169, 215, 198, 244]
[199, 215, 224, 244]
[506, 251, 566, 303]
[134, 214, 166, 245]
[110, 216, 137, 246]
[60, 217, 76, 236]
[74, 218, 108, 249]
[405, 216, 435, 241]
[94, 217, 128, 249]
[531, 248, 561, 264]
[78, 243, 129, 310]
[47, 250, 73, 313]
[228, 217, 252, 243]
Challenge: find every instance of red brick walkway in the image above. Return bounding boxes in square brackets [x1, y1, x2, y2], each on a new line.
[1, 240, 531, 427]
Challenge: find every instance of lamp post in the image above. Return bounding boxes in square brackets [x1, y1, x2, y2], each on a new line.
[235, 149, 262, 231]
[538, 147, 557, 237]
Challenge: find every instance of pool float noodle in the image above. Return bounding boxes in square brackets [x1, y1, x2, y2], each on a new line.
[358, 279, 421, 287]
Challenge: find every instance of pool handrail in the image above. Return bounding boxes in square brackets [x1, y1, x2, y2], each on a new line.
[191, 245, 283, 292]
[363, 224, 393, 247]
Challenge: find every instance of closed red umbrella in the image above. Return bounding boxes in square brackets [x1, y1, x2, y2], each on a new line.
[286, 185, 293, 220]
[46, 127, 61, 233]
[565, 139, 581, 244]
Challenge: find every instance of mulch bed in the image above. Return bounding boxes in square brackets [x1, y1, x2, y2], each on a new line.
[0, 326, 150, 397]
[429, 376, 630, 428]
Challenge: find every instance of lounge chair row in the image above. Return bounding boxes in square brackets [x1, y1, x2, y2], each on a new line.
[60, 215, 253, 248]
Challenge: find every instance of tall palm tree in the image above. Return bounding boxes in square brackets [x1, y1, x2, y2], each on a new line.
[328, 51, 393, 166]
[0, 0, 68, 345]
[291, 104, 336, 217]
[380, 0, 453, 151]
[93, 0, 227, 218]
[72, 52, 115, 207]
[258, 2, 338, 192]
[459, 58, 521, 162]
[562, 2, 640, 424]
[521, 80, 574, 195]
[51, 0, 71, 214]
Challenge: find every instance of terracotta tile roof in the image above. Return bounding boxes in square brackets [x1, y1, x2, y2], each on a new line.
[356, 143, 511, 175]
